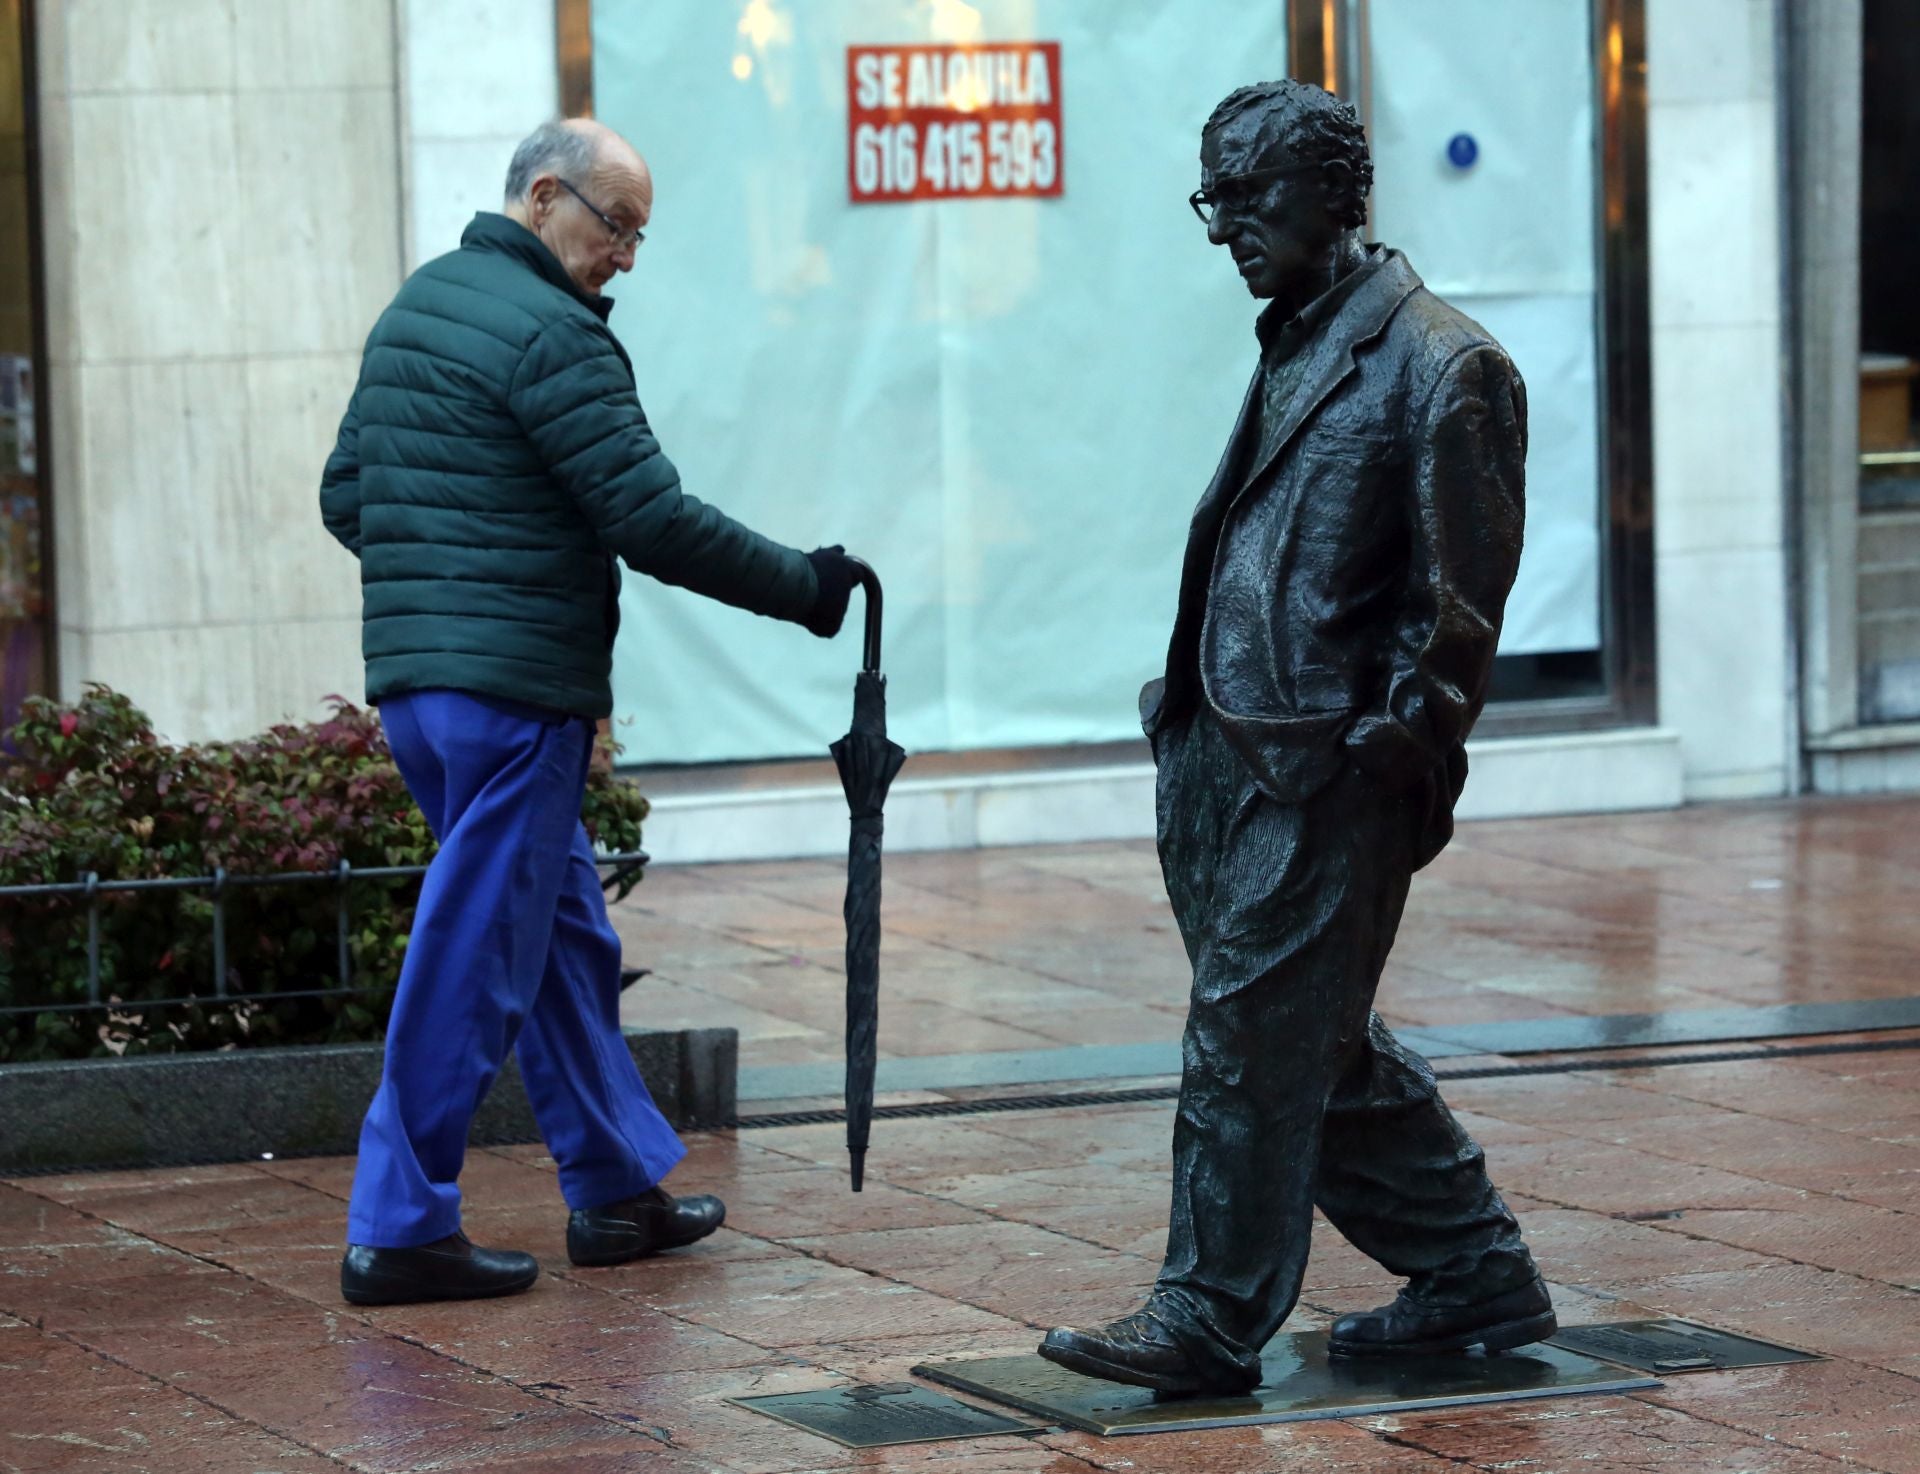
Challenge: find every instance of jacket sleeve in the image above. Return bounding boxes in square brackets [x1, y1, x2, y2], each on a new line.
[319, 388, 365, 557]
[508, 316, 819, 624]
[1345, 343, 1527, 784]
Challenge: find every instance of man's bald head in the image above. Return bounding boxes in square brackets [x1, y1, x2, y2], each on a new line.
[504, 118, 652, 212]
[502, 117, 653, 298]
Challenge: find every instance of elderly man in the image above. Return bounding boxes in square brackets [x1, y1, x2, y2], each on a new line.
[320, 118, 859, 1305]
[1039, 81, 1552, 1395]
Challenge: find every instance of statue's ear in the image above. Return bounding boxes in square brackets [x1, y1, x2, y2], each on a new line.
[1317, 158, 1360, 221]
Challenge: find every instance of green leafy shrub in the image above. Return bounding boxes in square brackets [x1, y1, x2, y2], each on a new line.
[0, 686, 647, 1062]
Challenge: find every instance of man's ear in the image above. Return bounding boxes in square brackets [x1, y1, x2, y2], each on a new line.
[528, 175, 560, 225]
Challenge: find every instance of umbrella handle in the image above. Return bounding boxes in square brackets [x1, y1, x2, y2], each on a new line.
[846, 556, 884, 675]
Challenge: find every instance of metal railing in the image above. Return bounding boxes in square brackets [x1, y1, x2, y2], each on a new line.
[0, 851, 647, 1017]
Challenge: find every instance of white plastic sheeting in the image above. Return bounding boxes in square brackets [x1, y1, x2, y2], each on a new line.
[1369, 0, 1603, 657]
[594, 0, 1601, 765]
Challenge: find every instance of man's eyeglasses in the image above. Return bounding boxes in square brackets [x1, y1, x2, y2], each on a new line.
[1188, 163, 1324, 224]
[558, 177, 645, 252]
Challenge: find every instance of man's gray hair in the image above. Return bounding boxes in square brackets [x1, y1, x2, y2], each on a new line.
[503, 121, 599, 205]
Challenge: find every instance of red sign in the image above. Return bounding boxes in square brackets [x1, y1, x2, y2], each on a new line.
[847, 43, 1063, 204]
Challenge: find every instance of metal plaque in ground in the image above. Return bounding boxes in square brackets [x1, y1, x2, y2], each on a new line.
[729, 1382, 1041, 1449]
[1549, 1320, 1823, 1375]
[915, 1330, 1656, 1437]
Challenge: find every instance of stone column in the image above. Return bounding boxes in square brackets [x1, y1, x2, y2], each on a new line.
[35, 0, 403, 741]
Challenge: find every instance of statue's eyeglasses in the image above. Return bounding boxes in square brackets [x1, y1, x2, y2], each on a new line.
[1189, 163, 1323, 224]
[558, 177, 645, 252]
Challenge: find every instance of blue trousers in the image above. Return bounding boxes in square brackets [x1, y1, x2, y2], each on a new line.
[346, 689, 685, 1248]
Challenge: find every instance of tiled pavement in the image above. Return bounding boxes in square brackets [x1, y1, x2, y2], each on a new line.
[4, 797, 1920, 1472]
[608, 797, 1920, 1069]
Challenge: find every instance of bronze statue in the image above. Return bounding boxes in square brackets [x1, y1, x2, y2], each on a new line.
[1039, 80, 1553, 1397]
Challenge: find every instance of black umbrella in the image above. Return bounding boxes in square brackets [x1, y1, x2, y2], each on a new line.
[830, 559, 905, 1191]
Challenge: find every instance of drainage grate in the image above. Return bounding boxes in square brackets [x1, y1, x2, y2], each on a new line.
[730, 1383, 1039, 1448]
[723, 1033, 1920, 1131]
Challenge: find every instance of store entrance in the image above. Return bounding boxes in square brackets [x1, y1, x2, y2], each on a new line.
[0, 0, 49, 737]
[1859, 0, 1920, 723]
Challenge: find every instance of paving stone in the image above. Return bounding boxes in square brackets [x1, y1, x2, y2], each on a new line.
[613, 1253, 1016, 1348]
[1604, 1262, 1920, 1372]
[1520, 1206, 1789, 1288]
[0, 1181, 128, 1253]
[1648, 1196, 1920, 1289]
[1366, 1390, 1861, 1472]
[909, 1165, 1168, 1254]
[752, 1116, 1099, 1182]
[1043, 1418, 1449, 1473]
[0, 1322, 333, 1473]
[1478, 1137, 1810, 1218]
[359, 1273, 780, 1386]
[786, 1220, 1157, 1330]
[713, 1163, 994, 1241]
[1593, 1058, 1920, 1131]
[1644, 1357, 1920, 1474]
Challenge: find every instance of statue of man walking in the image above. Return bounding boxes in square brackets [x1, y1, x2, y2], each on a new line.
[1040, 80, 1555, 1397]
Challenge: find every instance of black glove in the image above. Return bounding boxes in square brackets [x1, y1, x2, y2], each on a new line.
[803, 545, 860, 638]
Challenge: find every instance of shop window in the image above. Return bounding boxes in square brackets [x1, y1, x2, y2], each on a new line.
[1859, 0, 1920, 723]
[588, 1, 1647, 765]
[0, 0, 48, 738]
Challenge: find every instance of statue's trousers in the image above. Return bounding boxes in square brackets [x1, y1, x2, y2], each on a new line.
[346, 688, 685, 1248]
[1148, 705, 1537, 1385]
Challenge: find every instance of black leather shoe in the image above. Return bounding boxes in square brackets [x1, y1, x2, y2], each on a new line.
[567, 1187, 726, 1267]
[340, 1232, 538, 1306]
[1329, 1278, 1557, 1357]
[1039, 1310, 1259, 1397]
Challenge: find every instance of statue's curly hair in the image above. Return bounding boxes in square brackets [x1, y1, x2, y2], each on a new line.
[1205, 80, 1373, 229]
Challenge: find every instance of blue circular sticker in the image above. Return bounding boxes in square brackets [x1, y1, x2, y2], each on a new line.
[1447, 133, 1479, 169]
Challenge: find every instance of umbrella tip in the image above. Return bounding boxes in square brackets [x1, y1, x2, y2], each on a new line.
[849, 1148, 866, 1193]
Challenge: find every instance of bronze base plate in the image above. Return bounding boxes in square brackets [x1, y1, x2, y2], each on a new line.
[1549, 1319, 1823, 1374]
[728, 1382, 1042, 1449]
[914, 1330, 1656, 1437]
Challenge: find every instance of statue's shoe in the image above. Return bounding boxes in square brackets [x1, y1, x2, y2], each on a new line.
[340, 1231, 538, 1306]
[1039, 1310, 1260, 1397]
[567, 1186, 726, 1267]
[1328, 1277, 1557, 1357]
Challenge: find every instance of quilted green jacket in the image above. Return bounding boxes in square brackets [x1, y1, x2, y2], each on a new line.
[319, 212, 818, 718]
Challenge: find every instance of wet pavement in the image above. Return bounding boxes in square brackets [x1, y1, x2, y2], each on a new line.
[4, 796, 1919, 1472]
[609, 796, 1920, 1071]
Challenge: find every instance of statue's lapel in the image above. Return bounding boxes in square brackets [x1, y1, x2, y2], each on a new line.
[1229, 251, 1423, 511]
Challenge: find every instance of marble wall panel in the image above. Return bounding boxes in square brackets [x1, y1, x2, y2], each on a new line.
[407, 133, 522, 269]
[1645, 0, 1790, 797]
[72, 359, 250, 631]
[69, 92, 247, 361]
[1648, 97, 1780, 333]
[44, 360, 87, 629]
[1656, 546, 1792, 784]
[235, 0, 397, 91]
[234, 87, 403, 358]
[61, 0, 237, 95]
[248, 617, 366, 727]
[244, 354, 365, 624]
[405, 0, 556, 140]
[26, 85, 76, 366]
[1650, 321, 1786, 557]
[33, 0, 72, 98]
[80, 623, 256, 742]
[55, 625, 88, 703]
[402, 0, 557, 271]
[1647, 0, 1772, 106]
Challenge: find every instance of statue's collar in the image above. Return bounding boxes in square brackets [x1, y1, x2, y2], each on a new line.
[1255, 244, 1416, 353]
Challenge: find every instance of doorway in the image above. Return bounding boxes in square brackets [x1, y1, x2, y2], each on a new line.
[0, 0, 51, 737]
